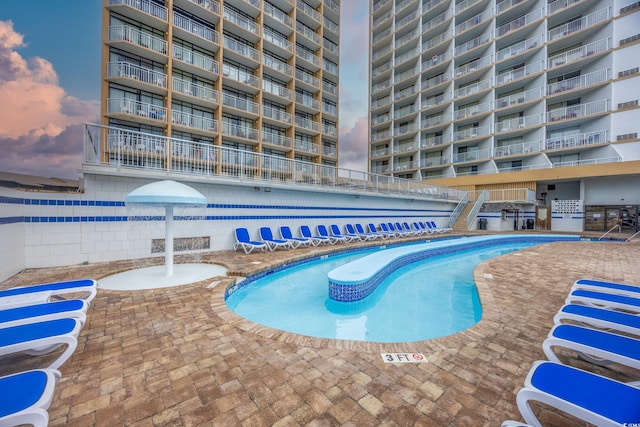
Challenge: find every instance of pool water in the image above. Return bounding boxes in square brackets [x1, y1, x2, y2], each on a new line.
[226, 243, 530, 343]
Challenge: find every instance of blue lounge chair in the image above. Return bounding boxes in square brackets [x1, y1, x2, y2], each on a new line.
[430, 220, 451, 232]
[368, 223, 392, 239]
[566, 289, 640, 313]
[330, 224, 360, 242]
[401, 222, 419, 236]
[300, 225, 331, 245]
[413, 221, 429, 235]
[572, 278, 640, 297]
[0, 318, 83, 369]
[0, 299, 88, 328]
[0, 368, 61, 427]
[513, 361, 640, 427]
[0, 279, 97, 309]
[554, 304, 640, 337]
[279, 226, 311, 248]
[379, 223, 399, 237]
[388, 222, 408, 237]
[317, 225, 347, 244]
[542, 324, 640, 370]
[352, 224, 380, 240]
[233, 228, 267, 254]
[259, 227, 291, 251]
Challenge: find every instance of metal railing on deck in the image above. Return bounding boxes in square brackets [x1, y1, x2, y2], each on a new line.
[83, 124, 467, 202]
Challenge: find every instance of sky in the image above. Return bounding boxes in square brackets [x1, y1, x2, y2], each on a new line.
[0, 0, 370, 179]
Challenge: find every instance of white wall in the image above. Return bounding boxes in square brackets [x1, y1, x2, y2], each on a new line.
[0, 188, 26, 281]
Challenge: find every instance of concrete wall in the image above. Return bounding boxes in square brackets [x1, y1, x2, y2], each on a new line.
[0, 172, 458, 282]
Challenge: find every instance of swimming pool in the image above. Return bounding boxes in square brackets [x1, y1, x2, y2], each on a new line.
[225, 235, 579, 343]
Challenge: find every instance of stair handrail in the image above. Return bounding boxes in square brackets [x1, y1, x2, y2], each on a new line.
[448, 191, 469, 228]
[597, 223, 620, 240]
[625, 230, 640, 242]
[467, 190, 489, 230]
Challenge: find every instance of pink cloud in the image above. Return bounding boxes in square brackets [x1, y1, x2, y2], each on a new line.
[338, 116, 369, 172]
[0, 20, 98, 178]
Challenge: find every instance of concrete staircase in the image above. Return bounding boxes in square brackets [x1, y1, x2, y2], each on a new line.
[451, 203, 476, 232]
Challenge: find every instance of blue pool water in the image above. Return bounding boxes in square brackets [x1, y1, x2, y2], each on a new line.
[225, 241, 532, 343]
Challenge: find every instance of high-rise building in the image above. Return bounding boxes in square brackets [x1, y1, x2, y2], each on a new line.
[100, 0, 340, 172]
[369, 0, 640, 231]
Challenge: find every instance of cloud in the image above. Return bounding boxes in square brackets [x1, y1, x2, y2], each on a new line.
[338, 116, 369, 172]
[0, 20, 98, 178]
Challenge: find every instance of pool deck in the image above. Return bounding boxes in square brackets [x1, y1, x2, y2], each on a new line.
[1, 231, 639, 426]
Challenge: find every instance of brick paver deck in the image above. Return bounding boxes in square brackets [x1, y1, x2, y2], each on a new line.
[1, 234, 638, 426]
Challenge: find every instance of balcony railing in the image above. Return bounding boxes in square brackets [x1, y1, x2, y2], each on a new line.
[495, 87, 543, 108]
[323, 103, 337, 116]
[263, 80, 292, 100]
[222, 122, 259, 141]
[454, 124, 491, 140]
[495, 0, 526, 15]
[422, 72, 451, 90]
[172, 111, 218, 133]
[551, 156, 620, 168]
[371, 129, 392, 142]
[395, 28, 420, 49]
[223, 36, 259, 61]
[324, 16, 339, 34]
[394, 104, 417, 119]
[264, 2, 293, 27]
[372, 79, 392, 94]
[262, 130, 292, 148]
[263, 55, 293, 76]
[295, 69, 320, 87]
[262, 105, 292, 124]
[494, 140, 543, 157]
[295, 140, 319, 153]
[222, 93, 259, 114]
[496, 113, 542, 132]
[452, 148, 492, 163]
[297, 0, 321, 22]
[546, 69, 611, 96]
[453, 77, 492, 98]
[495, 34, 544, 61]
[547, 38, 611, 68]
[108, 0, 167, 21]
[296, 47, 322, 67]
[546, 99, 610, 122]
[422, 30, 453, 51]
[85, 124, 467, 200]
[394, 86, 418, 101]
[422, 114, 444, 128]
[496, 8, 543, 38]
[548, 8, 611, 42]
[222, 65, 260, 88]
[422, 50, 451, 69]
[107, 98, 168, 121]
[456, 0, 482, 14]
[455, 32, 491, 56]
[173, 45, 219, 74]
[296, 22, 320, 44]
[421, 155, 449, 167]
[263, 28, 293, 53]
[547, 0, 584, 15]
[107, 62, 167, 88]
[422, 93, 448, 108]
[454, 101, 492, 120]
[371, 147, 391, 157]
[174, 12, 219, 44]
[455, 10, 491, 34]
[108, 25, 167, 55]
[395, 48, 420, 66]
[495, 61, 543, 85]
[296, 93, 320, 110]
[395, 66, 420, 84]
[421, 134, 449, 147]
[172, 77, 218, 103]
[187, 0, 220, 14]
[544, 130, 608, 150]
[323, 81, 338, 96]
[224, 7, 260, 35]
[322, 145, 337, 157]
[295, 116, 321, 132]
[454, 56, 492, 77]
[322, 124, 337, 137]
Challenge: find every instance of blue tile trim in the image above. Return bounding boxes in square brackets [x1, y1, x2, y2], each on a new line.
[327, 235, 581, 303]
[0, 216, 24, 225]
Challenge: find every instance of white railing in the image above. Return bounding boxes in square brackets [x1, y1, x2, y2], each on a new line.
[262, 130, 292, 148]
[296, 93, 320, 110]
[455, 9, 491, 34]
[107, 62, 167, 88]
[297, 0, 321, 22]
[548, 8, 610, 42]
[223, 36, 259, 61]
[172, 77, 218, 103]
[264, 2, 293, 27]
[496, 8, 543, 38]
[467, 189, 488, 230]
[454, 101, 492, 120]
[296, 22, 320, 44]
[108, 25, 167, 55]
[547, 38, 611, 68]
[323, 81, 338, 96]
[295, 140, 319, 153]
[372, 27, 393, 45]
[421, 93, 448, 108]
[295, 69, 320, 87]
[421, 155, 449, 167]
[322, 145, 337, 157]
[222, 122, 259, 141]
[456, 0, 481, 14]
[188, 0, 220, 14]
[323, 103, 337, 116]
[224, 7, 260, 35]
[546, 69, 610, 96]
[296, 47, 322, 67]
[422, 72, 451, 90]
[295, 116, 321, 132]
[547, 0, 584, 15]
[262, 105, 292, 124]
[222, 65, 260, 88]
[494, 140, 543, 156]
[454, 56, 492, 77]
[421, 134, 449, 148]
[372, 79, 392, 94]
[452, 148, 492, 163]
[551, 156, 620, 168]
[174, 12, 219, 44]
[546, 99, 610, 122]
[395, 66, 420, 84]
[454, 77, 492, 98]
[395, 28, 420, 49]
[495, 87, 543, 108]
[422, 114, 444, 128]
[263, 55, 293, 76]
[323, 123, 337, 136]
[263, 28, 293, 53]
[496, 34, 544, 61]
[422, 50, 451, 69]
[222, 93, 259, 114]
[422, 30, 452, 51]
[108, 0, 167, 20]
[173, 45, 219, 74]
[371, 129, 392, 142]
[544, 130, 608, 150]
[394, 86, 418, 101]
[85, 124, 467, 200]
[108, 98, 168, 121]
[496, 0, 526, 15]
[172, 111, 218, 133]
[324, 16, 339, 34]
[455, 32, 491, 56]
[454, 124, 491, 140]
[495, 61, 543, 85]
[495, 113, 542, 132]
[394, 104, 417, 119]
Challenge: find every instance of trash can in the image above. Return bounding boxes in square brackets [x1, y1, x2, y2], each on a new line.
[478, 218, 487, 230]
[526, 219, 534, 230]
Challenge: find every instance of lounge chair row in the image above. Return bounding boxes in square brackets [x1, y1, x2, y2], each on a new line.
[233, 221, 451, 254]
[0, 278, 97, 426]
[503, 278, 640, 427]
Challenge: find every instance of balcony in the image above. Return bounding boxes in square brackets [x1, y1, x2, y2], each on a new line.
[371, 147, 391, 158]
[395, 48, 420, 67]
[452, 148, 491, 163]
[394, 104, 418, 119]
[172, 111, 218, 133]
[263, 55, 293, 77]
[422, 72, 451, 91]
[455, 0, 483, 14]
[262, 105, 292, 125]
[224, 7, 260, 39]
[422, 93, 448, 108]
[495, 34, 544, 62]
[395, 28, 420, 50]
[547, 0, 584, 15]
[393, 123, 418, 137]
[544, 130, 608, 150]
[421, 155, 449, 167]
[421, 114, 444, 128]
[394, 86, 419, 101]
[262, 81, 292, 102]
[107, 0, 168, 25]
[222, 93, 260, 115]
[263, 28, 294, 55]
[454, 77, 492, 98]
[422, 50, 451, 69]
[108, 25, 167, 61]
[421, 134, 449, 148]
[373, 10, 393, 30]
[264, 2, 293, 31]
[395, 66, 420, 84]
[222, 122, 259, 141]
[296, 22, 321, 47]
[323, 103, 337, 117]
[396, 10, 420, 32]
[295, 140, 319, 154]
[454, 101, 492, 120]
[107, 62, 167, 91]
[422, 30, 453, 52]
[323, 16, 339, 36]
[295, 93, 320, 111]
[455, 10, 491, 35]
[322, 123, 337, 137]
[107, 98, 168, 123]
[546, 69, 611, 96]
[322, 144, 337, 157]
[371, 129, 392, 142]
[172, 77, 219, 105]
[262, 130, 292, 148]
[546, 99, 610, 123]
[173, 45, 219, 77]
[495, 87, 543, 108]
[495, 113, 542, 133]
[454, 124, 491, 140]
[296, 0, 321, 26]
[454, 32, 491, 56]
[494, 140, 543, 157]
[223, 36, 260, 63]
[183, 0, 220, 15]
[222, 65, 260, 91]
[454, 56, 492, 77]
[173, 12, 219, 47]
[295, 116, 321, 133]
[495, 0, 527, 15]
[547, 8, 611, 43]
[551, 155, 620, 168]
[496, 8, 543, 38]
[296, 69, 320, 88]
[495, 61, 543, 85]
[547, 38, 611, 69]
[323, 80, 338, 97]
[372, 27, 393, 46]
[296, 47, 322, 70]
[372, 79, 392, 95]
